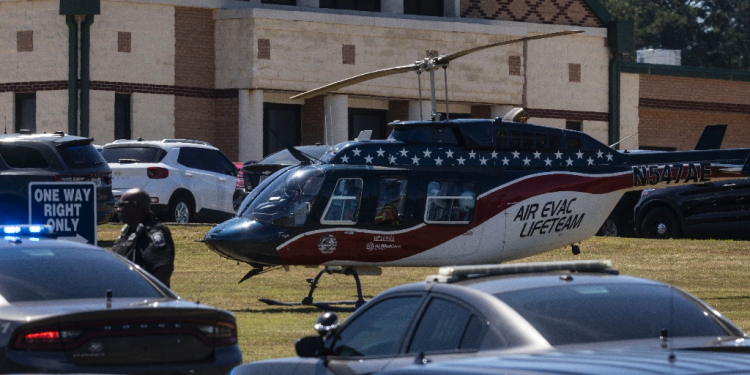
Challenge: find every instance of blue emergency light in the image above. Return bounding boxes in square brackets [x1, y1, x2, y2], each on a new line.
[0, 225, 56, 240]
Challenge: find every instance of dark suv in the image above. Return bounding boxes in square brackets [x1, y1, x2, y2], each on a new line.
[0, 132, 115, 225]
[634, 178, 750, 239]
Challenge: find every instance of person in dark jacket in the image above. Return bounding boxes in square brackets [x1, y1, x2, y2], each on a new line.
[111, 188, 175, 287]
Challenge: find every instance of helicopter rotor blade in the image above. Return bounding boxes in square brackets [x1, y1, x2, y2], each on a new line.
[290, 64, 415, 100]
[289, 30, 583, 100]
[436, 30, 583, 64]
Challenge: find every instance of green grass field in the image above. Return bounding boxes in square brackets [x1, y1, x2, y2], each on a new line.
[98, 224, 750, 362]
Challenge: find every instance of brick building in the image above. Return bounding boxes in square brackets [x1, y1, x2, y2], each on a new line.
[1, 0, 747, 161]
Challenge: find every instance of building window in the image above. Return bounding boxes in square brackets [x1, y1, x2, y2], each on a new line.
[569, 63, 581, 82]
[118, 32, 131, 53]
[15, 93, 36, 133]
[263, 103, 301, 156]
[509, 56, 521, 76]
[261, 0, 296, 4]
[17, 31, 33, 52]
[343, 44, 355, 65]
[320, 0, 380, 11]
[114, 94, 131, 140]
[349, 108, 387, 140]
[404, 0, 443, 16]
[566, 120, 582, 131]
[258, 39, 271, 60]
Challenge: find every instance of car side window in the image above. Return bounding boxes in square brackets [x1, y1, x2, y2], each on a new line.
[407, 297, 485, 354]
[424, 181, 476, 224]
[177, 147, 206, 170]
[201, 149, 235, 176]
[321, 178, 363, 224]
[375, 178, 408, 226]
[0, 145, 49, 169]
[331, 296, 422, 357]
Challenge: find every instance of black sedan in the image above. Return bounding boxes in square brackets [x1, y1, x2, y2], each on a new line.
[233, 260, 747, 375]
[635, 178, 750, 239]
[0, 226, 242, 374]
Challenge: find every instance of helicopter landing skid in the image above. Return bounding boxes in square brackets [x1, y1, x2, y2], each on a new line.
[258, 267, 366, 312]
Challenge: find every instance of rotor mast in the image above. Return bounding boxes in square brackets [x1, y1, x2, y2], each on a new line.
[414, 52, 449, 121]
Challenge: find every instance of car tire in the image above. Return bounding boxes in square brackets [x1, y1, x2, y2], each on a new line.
[168, 196, 193, 224]
[597, 214, 621, 237]
[640, 207, 681, 239]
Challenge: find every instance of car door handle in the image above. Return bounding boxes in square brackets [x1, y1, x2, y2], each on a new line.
[219, 178, 227, 182]
[185, 172, 193, 178]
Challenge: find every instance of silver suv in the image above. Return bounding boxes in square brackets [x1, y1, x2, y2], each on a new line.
[101, 139, 238, 223]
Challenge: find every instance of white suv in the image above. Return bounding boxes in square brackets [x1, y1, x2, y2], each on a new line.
[101, 139, 238, 223]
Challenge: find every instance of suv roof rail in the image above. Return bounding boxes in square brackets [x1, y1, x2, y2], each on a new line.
[427, 260, 617, 283]
[162, 139, 213, 147]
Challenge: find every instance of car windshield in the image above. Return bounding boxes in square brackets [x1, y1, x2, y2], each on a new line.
[258, 146, 328, 165]
[241, 166, 325, 227]
[101, 146, 166, 163]
[58, 144, 107, 169]
[0, 245, 164, 302]
[495, 283, 728, 346]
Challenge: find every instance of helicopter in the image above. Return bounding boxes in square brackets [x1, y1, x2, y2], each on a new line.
[203, 31, 750, 310]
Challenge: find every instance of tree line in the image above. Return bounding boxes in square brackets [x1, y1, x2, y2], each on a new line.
[600, 0, 749, 70]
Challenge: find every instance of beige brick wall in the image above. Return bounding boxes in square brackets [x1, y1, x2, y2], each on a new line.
[132, 93, 174, 140]
[640, 74, 750, 106]
[619, 73, 639, 150]
[0, 92, 13, 131]
[0, 0, 68, 83]
[36, 90, 68, 135]
[639, 108, 750, 151]
[215, 18, 254, 89]
[214, 97, 239, 161]
[526, 34, 609, 113]
[90, 90, 115, 144]
[91, 1, 175, 85]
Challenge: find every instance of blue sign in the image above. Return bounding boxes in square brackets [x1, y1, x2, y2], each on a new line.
[29, 182, 97, 245]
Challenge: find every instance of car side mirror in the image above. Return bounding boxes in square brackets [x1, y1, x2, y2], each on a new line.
[295, 336, 325, 357]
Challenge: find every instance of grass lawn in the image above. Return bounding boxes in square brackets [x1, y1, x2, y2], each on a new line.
[98, 224, 750, 362]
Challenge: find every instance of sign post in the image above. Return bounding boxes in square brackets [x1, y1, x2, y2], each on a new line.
[29, 182, 97, 245]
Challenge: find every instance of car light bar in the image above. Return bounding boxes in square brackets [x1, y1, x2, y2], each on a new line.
[1, 225, 54, 236]
[428, 260, 616, 282]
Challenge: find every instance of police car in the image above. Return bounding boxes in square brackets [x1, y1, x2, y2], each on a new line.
[0, 225, 241, 374]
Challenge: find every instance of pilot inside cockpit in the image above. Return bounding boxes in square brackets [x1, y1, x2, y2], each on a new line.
[375, 178, 408, 225]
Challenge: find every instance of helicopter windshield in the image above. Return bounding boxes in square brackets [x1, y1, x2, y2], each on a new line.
[387, 126, 459, 145]
[241, 166, 325, 227]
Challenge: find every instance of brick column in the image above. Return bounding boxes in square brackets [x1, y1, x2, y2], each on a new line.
[382, 0, 403, 14]
[325, 94, 349, 144]
[471, 105, 491, 119]
[239, 89, 263, 162]
[408, 100, 431, 121]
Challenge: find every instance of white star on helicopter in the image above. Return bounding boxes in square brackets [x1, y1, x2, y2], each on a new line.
[445, 150, 454, 158]
[423, 149, 432, 158]
[352, 148, 362, 156]
[399, 148, 409, 157]
[364, 155, 374, 164]
[376, 148, 385, 157]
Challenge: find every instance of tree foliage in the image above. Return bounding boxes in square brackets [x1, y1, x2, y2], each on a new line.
[600, 0, 750, 69]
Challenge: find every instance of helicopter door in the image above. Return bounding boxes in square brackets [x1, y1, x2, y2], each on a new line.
[419, 180, 482, 262]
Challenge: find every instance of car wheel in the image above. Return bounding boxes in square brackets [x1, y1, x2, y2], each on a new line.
[640, 207, 680, 239]
[597, 215, 620, 237]
[168, 196, 193, 224]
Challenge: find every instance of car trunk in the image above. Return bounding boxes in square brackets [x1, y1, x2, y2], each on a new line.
[109, 163, 153, 192]
[14, 306, 235, 366]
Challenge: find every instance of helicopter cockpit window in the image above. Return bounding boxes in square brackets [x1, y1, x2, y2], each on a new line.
[509, 130, 521, 149]
[521, 131, 534, 150]
[549, 135, 561, 151]
[375, 178, 408, 226]
[495, 129, 508, 149]
[424, 181, 476, 224]
[322, 178, 364, 225]
[387, 127, 459, 145]
[241, 166, 325, 228]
